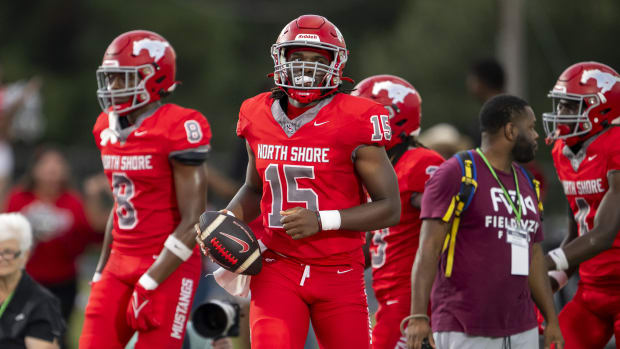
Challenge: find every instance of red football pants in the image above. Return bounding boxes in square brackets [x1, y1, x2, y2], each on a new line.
[249, 250, 371, 349]
[559, 283, 620, 349]
[372, 294, 410, 349]
[79, 249, 201, 349]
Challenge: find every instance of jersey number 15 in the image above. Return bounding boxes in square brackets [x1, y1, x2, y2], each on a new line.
[265, 164, 318, 228]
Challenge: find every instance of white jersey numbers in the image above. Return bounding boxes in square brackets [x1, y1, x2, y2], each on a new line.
[371, 228, 390, 268]
[265, 164, 319, 228]
[370, 114, 392, 141]
[184, 120, 203, 144]
[574, 197, 591, 236]
[112, 172, 138, 229]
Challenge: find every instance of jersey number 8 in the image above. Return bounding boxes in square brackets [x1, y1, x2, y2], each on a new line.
[112, 172, 138, 229]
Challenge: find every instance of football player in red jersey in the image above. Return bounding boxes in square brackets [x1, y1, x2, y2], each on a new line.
[79, 30, 212, 349]
[352, 75, 444, 349]
[542, 61, 620, 349]
[223, 15, 400, 348]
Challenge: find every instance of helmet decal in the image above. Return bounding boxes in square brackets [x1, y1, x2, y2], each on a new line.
[372, 81, 418, 104]
[580, 69, 620, 94]
[352, 75, 421, 150]
[132, 38, 170, 62]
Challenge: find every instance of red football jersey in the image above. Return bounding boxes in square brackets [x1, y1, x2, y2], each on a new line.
[6, 189, 97, 284]
[237, 92, 390, 265]
[552, 127, 620, 286]
[93, 104, 211, 255]
[370, 147, 444, 300]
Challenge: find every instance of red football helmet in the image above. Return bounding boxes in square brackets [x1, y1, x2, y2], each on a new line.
[351, 75, 421, 150]
[543, 61, 620, 146]
[271, 15, 348, 104]
[96, 30, 178, 115]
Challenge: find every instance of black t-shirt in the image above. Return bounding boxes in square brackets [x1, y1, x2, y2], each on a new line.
[0, 272, 65, 348]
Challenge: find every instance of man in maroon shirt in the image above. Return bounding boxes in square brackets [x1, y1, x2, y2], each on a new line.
[405, 95, 563, 349]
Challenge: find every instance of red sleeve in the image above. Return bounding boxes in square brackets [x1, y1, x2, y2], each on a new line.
[400, 151, 444, 193]
[420, 157, 462, 221]
[237, 100, 251, 139]
[354, 104, 391, 148]
[92, 112, 108, 151]
[4, 189, 26, 212]
[167, 110, 212, 161]
[607, 139, 620, 172]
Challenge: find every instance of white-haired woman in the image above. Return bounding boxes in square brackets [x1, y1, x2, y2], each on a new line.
[0, 213, 64, 349]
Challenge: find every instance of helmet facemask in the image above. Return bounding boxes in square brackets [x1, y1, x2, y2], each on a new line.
[542, 92, 599, 144]
[272, 42, 347, 104]
[96, 64, 155, 116]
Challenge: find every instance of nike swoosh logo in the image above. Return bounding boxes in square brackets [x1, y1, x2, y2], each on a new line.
[134, 130, 147, 136]
[386, 300, 399, 305]
[337, 268, 353, 274]
[588, 155, 597, 161]
[220, 232, 250, 253]
[313, 121, 329, 126]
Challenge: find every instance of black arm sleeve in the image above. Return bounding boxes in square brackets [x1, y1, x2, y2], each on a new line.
[169, 146, 210, 166]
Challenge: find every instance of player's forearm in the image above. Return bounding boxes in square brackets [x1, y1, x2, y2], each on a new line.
[225, 183, 262, 223]
[410, 248, 438, 315]
[145, 250, 184, 284]
[529, 243, 559, 324]
[95, 209, 114, 273]
[554, 191, 620, 269]
[146, 160, 207, 284]
[146, 220, 197, 284]
[410, 221, 445, 315]
[339, 196, 401, 232]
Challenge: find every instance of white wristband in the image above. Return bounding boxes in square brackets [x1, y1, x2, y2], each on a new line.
[548, 248, 569, 271]
[138, 273, 159, 291]
[548, 270, 569, 290]
[319, 210, 341, 231]
[92, 272, 102, 283]
[164, 235, 193, 261]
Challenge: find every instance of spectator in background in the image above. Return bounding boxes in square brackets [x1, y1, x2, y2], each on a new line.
[0, 64, 43, 203]
[406, 95, 562, 349]
[417, 123, 473, 159]
[466, 58, 505, 104]
[465, 58, 506, 147]
[81, 173, 113, 234]
[466, 58, 547, 200]
[0, 212, 65, 349]
[4, 147, 99, 348]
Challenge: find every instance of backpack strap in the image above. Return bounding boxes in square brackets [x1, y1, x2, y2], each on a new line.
[441, 150, 478, 277]
[517, 165, 544, 219]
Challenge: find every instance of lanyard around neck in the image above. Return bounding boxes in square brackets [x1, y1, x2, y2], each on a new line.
[0, 290, 14, 319]
[475, 148, 522, 223]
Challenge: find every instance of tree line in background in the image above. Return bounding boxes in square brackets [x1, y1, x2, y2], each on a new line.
[1, 0, 619, 211]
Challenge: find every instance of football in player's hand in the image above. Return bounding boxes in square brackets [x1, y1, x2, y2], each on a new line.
[196, 211, 262, 275]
